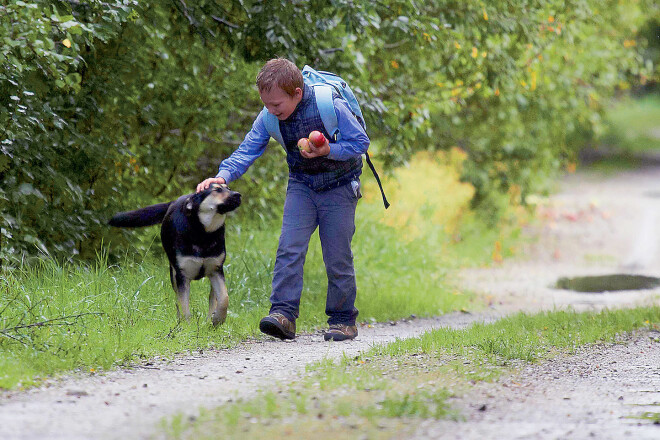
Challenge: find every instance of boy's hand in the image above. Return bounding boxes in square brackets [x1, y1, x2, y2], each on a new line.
[196, 177, 226, 193]
[300, 137, 330, 158]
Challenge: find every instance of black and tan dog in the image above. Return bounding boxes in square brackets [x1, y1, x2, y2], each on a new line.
[109, 184, 241, 326]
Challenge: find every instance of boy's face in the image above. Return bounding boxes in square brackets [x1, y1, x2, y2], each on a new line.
[260, 86, 303, 121]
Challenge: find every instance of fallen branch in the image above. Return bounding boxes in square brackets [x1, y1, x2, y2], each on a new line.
[0, 331, 29, 346]
[0, 312, 105, 333]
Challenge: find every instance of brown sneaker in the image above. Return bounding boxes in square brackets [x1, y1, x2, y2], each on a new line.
[324, 324, 358, 341]
[259, 313, 296, 340]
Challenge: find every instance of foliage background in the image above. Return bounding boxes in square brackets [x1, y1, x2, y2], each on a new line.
[1, 0, 657, 263]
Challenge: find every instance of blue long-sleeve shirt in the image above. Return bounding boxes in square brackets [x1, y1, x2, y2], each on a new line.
[215, 93, 369, 185]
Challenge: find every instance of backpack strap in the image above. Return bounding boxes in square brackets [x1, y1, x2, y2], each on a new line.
[261, 107, 284, 146]
[313, 85, 340, 141]
[365, 152, 390, 209]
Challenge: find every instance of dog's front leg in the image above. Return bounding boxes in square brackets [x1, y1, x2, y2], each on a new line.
[208, 272, 229, 326]
[170, 266, 192, 321]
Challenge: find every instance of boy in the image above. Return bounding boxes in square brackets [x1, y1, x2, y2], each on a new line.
[197, 58, 368, 341]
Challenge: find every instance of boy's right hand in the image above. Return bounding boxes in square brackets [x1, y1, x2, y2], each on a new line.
[196, 177, 226, 193]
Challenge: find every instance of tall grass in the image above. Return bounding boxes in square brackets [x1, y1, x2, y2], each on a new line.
[1, 150, 517, 389]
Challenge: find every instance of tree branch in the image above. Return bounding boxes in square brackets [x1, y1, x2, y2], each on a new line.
[211, 15, 239, 29]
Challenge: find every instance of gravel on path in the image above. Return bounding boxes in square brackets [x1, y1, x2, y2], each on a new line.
[412, 330, 660, 440]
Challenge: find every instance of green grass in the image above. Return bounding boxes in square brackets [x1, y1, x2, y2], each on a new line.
[602, 94, 660, 153]
[370, 307, 660, 361]
[164, 307, 660, 439]
[0, 250, 268, 389]
[583, 94, 660, 172]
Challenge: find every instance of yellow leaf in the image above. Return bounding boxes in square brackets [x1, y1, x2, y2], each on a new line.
[454, 41, 461, 49]
[390, 60, 399, 69]
[483, 10, 489, 21]
[548, 16, 555, 23]
[62, 39, 71, 48]
[471, 47, 478, 58]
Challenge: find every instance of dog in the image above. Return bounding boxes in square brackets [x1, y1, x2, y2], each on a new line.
[109, 184, 241, 326]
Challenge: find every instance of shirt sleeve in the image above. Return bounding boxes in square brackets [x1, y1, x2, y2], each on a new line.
[326, 98, 370, 161]
[215, 111, 271, 183]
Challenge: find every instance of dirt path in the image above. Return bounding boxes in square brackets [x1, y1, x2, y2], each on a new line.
[414, 330, 660, 440]
[1, 164, 660, 440]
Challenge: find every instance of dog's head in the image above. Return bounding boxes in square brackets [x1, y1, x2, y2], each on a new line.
[207, 183, 242, 214]
[187, 183, 241, 232]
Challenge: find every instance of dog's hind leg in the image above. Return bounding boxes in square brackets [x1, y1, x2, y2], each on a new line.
[170, 266, 191, 321]
[208, 272, 229, 326]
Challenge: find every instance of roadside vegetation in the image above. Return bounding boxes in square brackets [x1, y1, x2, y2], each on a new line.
[164, 306, 660, 439]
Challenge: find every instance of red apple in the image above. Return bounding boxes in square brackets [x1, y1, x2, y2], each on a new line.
[308, 131, 326, 147]
[297, 138, 311, 153]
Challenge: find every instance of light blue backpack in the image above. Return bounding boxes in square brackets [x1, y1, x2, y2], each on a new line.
[262, 65, 390, 209]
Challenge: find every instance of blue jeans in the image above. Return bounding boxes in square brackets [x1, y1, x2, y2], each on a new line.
[270, 179, 360, 325]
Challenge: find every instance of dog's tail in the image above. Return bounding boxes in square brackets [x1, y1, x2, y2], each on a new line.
[109, 202, 172, 228]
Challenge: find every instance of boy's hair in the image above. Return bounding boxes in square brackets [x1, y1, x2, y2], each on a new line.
[256, 58, 304, 97]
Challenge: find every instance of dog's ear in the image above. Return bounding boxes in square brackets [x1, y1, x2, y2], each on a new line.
[184, 198, 194, 217]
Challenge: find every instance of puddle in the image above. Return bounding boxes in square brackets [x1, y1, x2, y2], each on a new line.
[555, 274, 660, 293]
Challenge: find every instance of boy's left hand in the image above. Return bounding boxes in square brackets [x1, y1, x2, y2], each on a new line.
[300, 137, 330, 158]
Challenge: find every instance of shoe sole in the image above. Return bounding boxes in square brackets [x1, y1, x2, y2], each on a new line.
[323, 332, 357, 341]
[259, 319, 295, 340]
